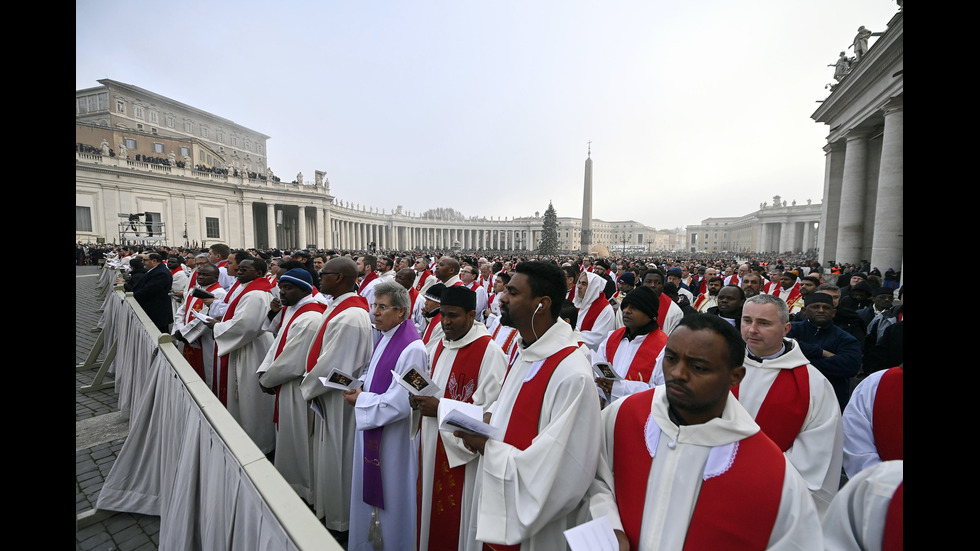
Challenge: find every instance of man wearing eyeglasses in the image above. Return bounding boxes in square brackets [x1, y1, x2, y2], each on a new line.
[459, 265, 489, 323]
[301, 257, 374, 535]
[343, 280, 427, 551]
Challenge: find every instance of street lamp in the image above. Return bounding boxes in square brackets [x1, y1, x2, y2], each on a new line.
[620, 233, 631, 256]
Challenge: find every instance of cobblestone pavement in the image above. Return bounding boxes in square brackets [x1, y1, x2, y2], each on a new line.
[76, 266, 160, 551]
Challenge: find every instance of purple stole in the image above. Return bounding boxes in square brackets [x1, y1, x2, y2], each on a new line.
[363, 319, 421, 509]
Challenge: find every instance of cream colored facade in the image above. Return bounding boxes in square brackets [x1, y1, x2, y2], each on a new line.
[76, 80, 683, 253]
[811, 10, 903, 272]
[75, 145, 679, 253]
[685, 195, 822, 253]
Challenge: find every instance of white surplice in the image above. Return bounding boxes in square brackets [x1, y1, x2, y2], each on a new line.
[587, 387, 824, 550]
[299, 292, 374, 530]
[257, 294, 323, 503]
[465, 319, 601, 551]
[213, 285, 276, 454]
[739, 339, 844, 514]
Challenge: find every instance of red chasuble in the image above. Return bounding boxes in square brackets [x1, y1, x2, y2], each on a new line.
[733, 366, 809, 452]
[873, 366, 904, 461]
[604, 327, 668, 382]
[580, 298, 610, 331]
[484, 346, 577, 551]
[419, 336, 491, 550]
[613, 389, 784, 551]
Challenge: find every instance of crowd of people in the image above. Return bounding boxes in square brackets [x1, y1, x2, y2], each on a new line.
[94, 241, 903, 550]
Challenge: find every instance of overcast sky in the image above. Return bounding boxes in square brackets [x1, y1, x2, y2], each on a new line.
[76, 0, 899, 230]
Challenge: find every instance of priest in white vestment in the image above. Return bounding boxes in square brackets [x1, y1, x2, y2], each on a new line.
[455, 261, 601, 551]
[739, 294, 844, 514]
[257, 269, 326, 503]
[300, 257, 374, 531]
[411, 286, 506, 551]
[209, 258, 277, 454]
[587, 314, 823, 550]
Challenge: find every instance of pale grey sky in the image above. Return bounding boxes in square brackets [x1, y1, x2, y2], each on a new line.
[76, 0, 899, 230]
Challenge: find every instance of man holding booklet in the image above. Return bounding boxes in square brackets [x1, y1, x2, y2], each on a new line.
[454, 261, 601, 551]
[342, 280, 427, 551]
[300, 257, 373, 534]
[410, 285, 507, 551]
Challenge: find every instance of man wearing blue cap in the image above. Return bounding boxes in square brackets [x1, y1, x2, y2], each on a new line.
[257, 268, 328, 504]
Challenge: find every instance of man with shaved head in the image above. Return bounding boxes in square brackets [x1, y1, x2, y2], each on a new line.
[436, 255, 462, 287]
[301, 257, 374, 532]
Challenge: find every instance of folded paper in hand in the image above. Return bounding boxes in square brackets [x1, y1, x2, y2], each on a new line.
[438, 399, 502, 440]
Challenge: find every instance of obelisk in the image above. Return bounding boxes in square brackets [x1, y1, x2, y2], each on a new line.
[581, 143, 593, 253]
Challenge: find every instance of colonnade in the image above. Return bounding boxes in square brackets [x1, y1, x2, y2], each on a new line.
[818, 97, 903, 271]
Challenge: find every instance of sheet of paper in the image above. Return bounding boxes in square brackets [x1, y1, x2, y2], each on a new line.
[564, 515, 619, 551]
[438, 399, 502, 440]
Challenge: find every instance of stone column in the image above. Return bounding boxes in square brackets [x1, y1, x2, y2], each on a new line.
[321, 206, 330, 249]
[818, 142, 846, 266]
[835, 131, 869, 265]
[241, 200, 255, 249]
[297, 206, 308, 249]
[266, 203, 277, 250]
[778, 221, 792, 253]
[870, 99, 903, 272]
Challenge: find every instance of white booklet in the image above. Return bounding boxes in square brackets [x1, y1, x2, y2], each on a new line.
[563, 515, 619, 551]
[438, 399, 503, 440]
[318, 368, 364, 391]
[393, 366, 441, 397]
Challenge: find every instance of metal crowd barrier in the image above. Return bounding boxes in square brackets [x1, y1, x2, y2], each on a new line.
[77, 282, 341, 550]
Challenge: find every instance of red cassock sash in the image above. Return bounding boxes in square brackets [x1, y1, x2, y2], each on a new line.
[358, 271, 379, 295]
[733, 365, 809, 452]
[415, 269, 433, 292]
[657, 293, 673, 325]
[873, 367, 904, 461]
[613, 389, 784, 551]
[604, 327, 668, 382]
[692, 294, 708, 311]
[422, 313, 442, 345]
[408, 287, 419, 314]
[580, 298, 610, 331]
[304, 295, 370, 372]
[270, 302, 327, 425]
[213, 278, 272, 406]
[784, 283, 802, 311]
[419, 336, 491, 550]
[484, 346, 577, 551]
[882, 481, 904, 551]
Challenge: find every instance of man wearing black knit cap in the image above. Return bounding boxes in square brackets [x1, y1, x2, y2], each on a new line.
[591, 285, 669, 407]
[412, 285, 506, 550]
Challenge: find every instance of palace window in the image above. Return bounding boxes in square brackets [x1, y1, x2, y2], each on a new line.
[76, 206, 92, 232]
[205, 217, 220, 239]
